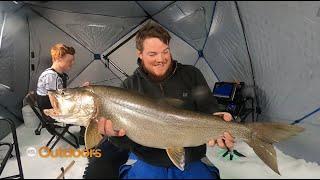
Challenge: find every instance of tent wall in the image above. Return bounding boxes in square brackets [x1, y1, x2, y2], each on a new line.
[237, 1, 320, 163]
[195, 57, 219, 90]
[238, 1, 320, 123]
[0, 7, 29, 139]
[204, 1, 255, 96]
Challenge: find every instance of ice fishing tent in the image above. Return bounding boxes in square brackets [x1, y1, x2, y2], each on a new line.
[0, 0, 320, 170]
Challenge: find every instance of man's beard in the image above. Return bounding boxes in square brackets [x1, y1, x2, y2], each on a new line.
[142, 61, 173, 82]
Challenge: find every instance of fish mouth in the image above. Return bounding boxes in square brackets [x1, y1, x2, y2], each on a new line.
[43, 90, 60, 117]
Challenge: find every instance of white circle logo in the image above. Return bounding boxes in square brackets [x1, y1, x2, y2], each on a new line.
[26, 147, 37, 157]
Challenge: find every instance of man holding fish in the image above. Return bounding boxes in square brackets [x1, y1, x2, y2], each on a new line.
[97, 22, 235, 179]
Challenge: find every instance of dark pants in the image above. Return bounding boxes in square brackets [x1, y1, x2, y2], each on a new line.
[83, 140, 129, 179]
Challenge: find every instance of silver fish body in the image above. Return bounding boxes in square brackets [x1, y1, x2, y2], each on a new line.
[44, 85, 304, 175]
[93, 86, 251, 148]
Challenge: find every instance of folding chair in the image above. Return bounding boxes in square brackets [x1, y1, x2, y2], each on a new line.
[25, 91, 79, 150]
[0, 118, 24, 179]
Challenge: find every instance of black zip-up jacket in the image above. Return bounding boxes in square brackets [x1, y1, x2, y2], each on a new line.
[109, 59, 223, 167]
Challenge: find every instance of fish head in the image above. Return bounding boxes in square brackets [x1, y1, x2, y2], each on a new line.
[43, 87, 99, 127]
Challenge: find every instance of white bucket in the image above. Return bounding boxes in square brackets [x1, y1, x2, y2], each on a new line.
[22, 105, 40, 128]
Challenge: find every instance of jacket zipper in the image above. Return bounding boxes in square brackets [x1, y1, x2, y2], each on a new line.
[159, 83, 164, 96]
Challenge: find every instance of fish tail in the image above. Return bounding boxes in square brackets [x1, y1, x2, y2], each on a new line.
[245, 122, 304, 175]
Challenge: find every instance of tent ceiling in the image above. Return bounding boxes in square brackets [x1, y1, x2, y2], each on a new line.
[0, 1, 23, 13]
[153, 1, 215, 50]
[23, 1, 147, 17]
[136, 1, 174, 16]
[30, 6, 147, 53]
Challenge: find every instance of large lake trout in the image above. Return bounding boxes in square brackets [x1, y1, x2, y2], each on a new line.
[44, 85, 304, 175]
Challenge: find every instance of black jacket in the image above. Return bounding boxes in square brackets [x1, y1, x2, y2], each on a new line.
[109, 59, 223, 167]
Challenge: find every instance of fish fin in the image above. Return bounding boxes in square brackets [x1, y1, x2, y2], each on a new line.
[166, 147, 185, 171]
[157, 98, 185, 108]
[247, 123, 304, 144]
[245, 138, 280, 175]
[85, 120, 103, 149]
[246, 123, 304, 175]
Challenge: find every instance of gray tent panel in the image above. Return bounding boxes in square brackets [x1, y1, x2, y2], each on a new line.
[0, 7, 28, 139]
[102, 22, 148, 80]
[25, 1, 146, 17]
[0, 8, 29, 110]
[137, 1, 174, 16]
[108, 35, 139, 77]
[153, 1, 215, 50]
[195, 57, 219, 91]
[168, 30, 198, 66]
[238, 1, 320, 121]
[0, 14, 14, 90]
[0, 1, 23, 14]
[204, 1, 254, 94]
[0, 12, 3, 33]
[69, 60, 122, 88]
[31, 6, 146, 53]
[28, 9, 93, 91]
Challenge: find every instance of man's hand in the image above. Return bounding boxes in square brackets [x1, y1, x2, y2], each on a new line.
[213, 112, 233, 122]
[207, 132, 234, 149]
[97, 117, 126, 137]
[208, 112, 234, 149]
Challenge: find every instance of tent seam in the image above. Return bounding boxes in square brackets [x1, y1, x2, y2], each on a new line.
[152, 1, 177, 16]
[25, 3, 147, 19]
[291, 107, 320, 125]
[135, 1, 152, 18]
[234, 1, 261, 121]
[202, 57, 221, 83]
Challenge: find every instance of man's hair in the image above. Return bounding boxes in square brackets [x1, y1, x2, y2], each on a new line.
[51, 43, 75, 61]
[136, 22, 171, 51]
